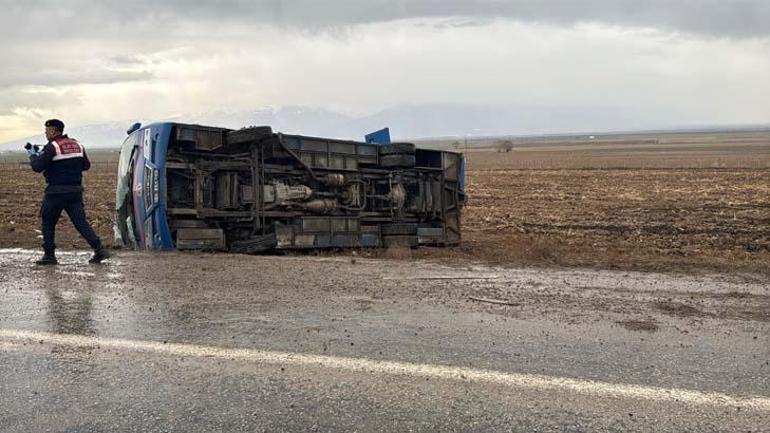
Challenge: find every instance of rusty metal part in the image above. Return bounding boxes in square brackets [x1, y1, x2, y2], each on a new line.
[323, 174, 346, 187]
[301, 199, 339, 214]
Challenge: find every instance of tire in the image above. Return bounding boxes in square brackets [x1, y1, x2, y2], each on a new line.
[226, 126, 273, 146]
[379, 154, 416, 168]
[381, 223, 418, 236]
[379, 142, 416, 156]
[382, 235, 418, 248]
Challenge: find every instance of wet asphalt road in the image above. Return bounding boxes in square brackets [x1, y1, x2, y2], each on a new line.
[0, 249, 768, 432]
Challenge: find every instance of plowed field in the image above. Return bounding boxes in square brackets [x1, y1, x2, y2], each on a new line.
[1, 138, 769, 273]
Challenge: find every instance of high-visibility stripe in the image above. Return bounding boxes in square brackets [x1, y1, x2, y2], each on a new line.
[51, 137, 84, 161]
[51, 152, 84, 161]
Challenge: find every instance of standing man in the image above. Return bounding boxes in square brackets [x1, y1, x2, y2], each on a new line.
[27, 119, 110, 265]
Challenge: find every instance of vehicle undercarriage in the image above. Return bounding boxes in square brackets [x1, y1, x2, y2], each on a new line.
[163, 125, 464, 252]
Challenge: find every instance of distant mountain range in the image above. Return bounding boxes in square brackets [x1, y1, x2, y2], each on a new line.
[2, 104, 768, 151]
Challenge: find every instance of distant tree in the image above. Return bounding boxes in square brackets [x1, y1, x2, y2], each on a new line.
[496, 140, 514, 153]
[452, 141, 461, 150]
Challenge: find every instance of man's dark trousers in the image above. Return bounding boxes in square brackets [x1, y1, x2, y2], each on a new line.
[41, 191, 102, 256]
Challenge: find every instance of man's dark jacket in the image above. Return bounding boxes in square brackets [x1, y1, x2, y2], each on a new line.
[29, 134, 91, 194]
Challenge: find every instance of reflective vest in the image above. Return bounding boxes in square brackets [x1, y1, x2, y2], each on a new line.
[51, 136, 85, 161]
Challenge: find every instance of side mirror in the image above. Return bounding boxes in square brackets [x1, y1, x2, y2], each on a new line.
[127, 122, 142, 135]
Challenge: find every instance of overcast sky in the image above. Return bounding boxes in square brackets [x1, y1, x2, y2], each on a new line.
[1, 0, 769, 142]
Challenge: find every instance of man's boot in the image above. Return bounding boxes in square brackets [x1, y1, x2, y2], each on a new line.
[35, 254, 58, 266]
[89, 247, 110, 264]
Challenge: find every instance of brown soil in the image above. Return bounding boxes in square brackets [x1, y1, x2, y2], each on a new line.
[0, 161, 116, 250]
[449, 165, 770, 273]
[651, 301, 704, 318]
[617, 320, 660, 332]
[1, 139, 769, 274]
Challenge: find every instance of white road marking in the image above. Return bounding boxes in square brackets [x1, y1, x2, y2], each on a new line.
[0, 341, 25, 352]
[1, 328, 768, 411]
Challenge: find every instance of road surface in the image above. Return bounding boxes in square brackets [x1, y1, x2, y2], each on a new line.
[0, 249, 768, 432]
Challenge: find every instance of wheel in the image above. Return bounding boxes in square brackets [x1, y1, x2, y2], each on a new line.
[382, 235, 418, 248]
[379, 154, 416, 168]
[381, 223, 418, 236]
[379, 142, 416, 156]
[226, 126, 273, 146]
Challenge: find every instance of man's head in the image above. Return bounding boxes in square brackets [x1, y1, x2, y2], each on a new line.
[44, 119, 65, 141]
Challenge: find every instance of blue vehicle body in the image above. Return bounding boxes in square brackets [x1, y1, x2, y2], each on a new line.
[115, 123, 175, 250]
[364, 127, 391, 144]
[115, 123, 465, 252]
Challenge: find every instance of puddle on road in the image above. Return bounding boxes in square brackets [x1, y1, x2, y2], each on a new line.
[44, 286, 96, 336]
[0, 249, 767, 351]
[0, 249, 128, 341]
[0, 249, 290, 349]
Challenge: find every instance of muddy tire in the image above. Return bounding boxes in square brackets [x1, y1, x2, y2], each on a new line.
[226, 126, 273, 146]
[382, 235, 418, 248]
[379, 154, 416, 168]
[381, 223, 418, 236]
[379, 142, 416, 156]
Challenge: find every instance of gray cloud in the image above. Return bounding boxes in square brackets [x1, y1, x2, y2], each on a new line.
[1, 0, 768, 38]
[0, 69, 153, 88]
[0, 0, 767, 143]
[0, 88, 84, 116]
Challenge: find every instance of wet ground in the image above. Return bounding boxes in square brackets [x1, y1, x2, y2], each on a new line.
[0, 249, 768, 432]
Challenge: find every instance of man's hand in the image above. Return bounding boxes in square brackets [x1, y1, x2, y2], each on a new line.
[24, 143, 40, 156]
